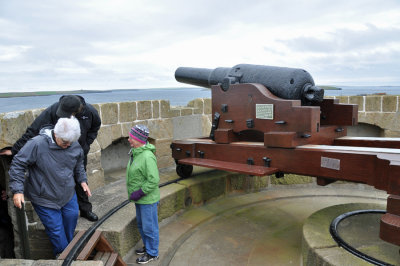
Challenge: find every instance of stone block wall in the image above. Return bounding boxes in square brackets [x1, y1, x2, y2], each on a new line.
[2, 95, 400, 191]
[0, 98, 212, 192]
[2, 94, 391, 185]
[332, 95, 400, 137]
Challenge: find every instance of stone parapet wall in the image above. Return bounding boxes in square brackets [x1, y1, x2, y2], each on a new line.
[332, 95, 400, 137]
[0, 98, 212, 191]
[2, 95, 400, 191]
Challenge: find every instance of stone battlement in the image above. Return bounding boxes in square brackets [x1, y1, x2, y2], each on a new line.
[332, 95, 400, 137]
[2, 95, 400, 190]
[0, 98, 212, 190]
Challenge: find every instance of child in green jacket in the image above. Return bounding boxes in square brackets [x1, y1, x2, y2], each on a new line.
[126, 124, 160, 264]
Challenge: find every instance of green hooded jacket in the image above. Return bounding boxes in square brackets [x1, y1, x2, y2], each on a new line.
[126, 143, 160, 204]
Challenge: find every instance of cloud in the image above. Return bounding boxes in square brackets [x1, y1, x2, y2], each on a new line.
[0, 45, 31, 61]
[0, 0, 400, 92]
[270, 23, 400, 85]
[280, 24, 400, 53]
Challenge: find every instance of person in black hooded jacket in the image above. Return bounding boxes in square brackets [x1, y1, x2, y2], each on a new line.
[0, 95, 101, 221]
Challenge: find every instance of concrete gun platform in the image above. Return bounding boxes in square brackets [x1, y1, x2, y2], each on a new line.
[2, 168, 399, 265]
[122, 182, 398, 265]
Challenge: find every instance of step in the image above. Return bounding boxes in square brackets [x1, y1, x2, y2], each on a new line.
[59, 230, 126, 266]
[94, 252, 118, 266]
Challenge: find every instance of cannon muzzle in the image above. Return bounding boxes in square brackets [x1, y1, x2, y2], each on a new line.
[175, 64, 324, 105]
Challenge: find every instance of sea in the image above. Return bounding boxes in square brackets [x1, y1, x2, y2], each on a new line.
[0, 86, 400, 114]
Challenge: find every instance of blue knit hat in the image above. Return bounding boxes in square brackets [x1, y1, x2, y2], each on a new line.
[129, 124, 149, 144]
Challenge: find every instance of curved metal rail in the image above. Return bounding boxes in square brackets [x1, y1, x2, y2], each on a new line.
[330, 209, 393, 266]
[61, 176, 185, 266]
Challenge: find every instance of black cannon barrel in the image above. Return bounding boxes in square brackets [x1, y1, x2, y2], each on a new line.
[175, 64, 324, 105]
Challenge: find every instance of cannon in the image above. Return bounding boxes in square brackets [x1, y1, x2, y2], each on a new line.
[171, 64, 400, 249]
[175, 64, 324, 105]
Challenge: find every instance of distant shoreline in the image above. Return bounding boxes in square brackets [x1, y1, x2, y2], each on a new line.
[0, 89, 112, 98]
[1, 86, 400, 114]
[0, 86, 340, 98]
[319, 85, 341, 90]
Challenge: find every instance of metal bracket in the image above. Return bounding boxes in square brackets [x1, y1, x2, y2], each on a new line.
[197, 150, 205, 158]
[263, 157, 271, 167]
[247, 158, 254, 165]
[222, 77, 237, 91]
[246, 119, 254, 128]
[210, 112, 221, 140]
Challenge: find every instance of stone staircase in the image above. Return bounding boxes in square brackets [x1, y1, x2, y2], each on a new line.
[58, 230, 126, 266]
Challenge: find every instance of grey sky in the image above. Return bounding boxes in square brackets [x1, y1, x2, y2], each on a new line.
[0, 0, 399, 92]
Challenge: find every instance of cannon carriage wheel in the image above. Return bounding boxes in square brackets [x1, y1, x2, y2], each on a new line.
[176, 162, 193, 178]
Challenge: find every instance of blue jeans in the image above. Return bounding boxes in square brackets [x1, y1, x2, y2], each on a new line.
[135, 202, 159, 257]
[32, 193, 79, 256]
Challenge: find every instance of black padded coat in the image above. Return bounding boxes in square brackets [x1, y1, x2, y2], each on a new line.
[11, 95, 101, 159]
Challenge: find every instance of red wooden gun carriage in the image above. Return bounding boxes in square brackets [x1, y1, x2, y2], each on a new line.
[170, 64, 400, 246]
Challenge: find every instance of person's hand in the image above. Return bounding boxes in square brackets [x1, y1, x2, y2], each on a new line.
[81, 182, 92, 197]
[13, 193, 24, 209]
[130, 189, 145, 201]
[0, 149, 12, 156]
[1, 190, 8, 201]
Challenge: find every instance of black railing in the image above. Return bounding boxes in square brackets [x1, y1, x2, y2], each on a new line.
[330, 209, 393, 266]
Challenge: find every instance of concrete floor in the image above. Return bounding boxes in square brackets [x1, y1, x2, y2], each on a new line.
[124, 183, 398, 266]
